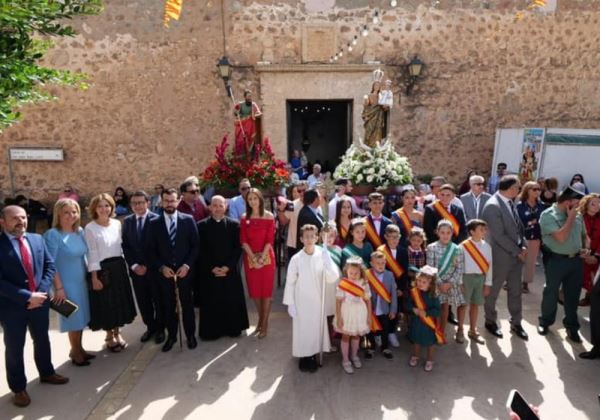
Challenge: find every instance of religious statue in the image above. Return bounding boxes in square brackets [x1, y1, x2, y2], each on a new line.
[362, 69, 391, 148]
[519, 145, 538, 183]
[234, 89, 263, 156]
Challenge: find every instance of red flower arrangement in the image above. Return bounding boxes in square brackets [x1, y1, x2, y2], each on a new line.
[201, 136, 290, 190]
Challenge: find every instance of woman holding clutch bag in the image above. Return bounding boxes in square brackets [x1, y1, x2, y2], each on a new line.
[44, 198, 92, 366]
[240, 188, 275, 339]
[85, 194, 136, 352]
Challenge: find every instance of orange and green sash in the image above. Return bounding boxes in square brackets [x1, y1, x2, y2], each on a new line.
[438, 242, 459, 278]
[338, 278, 382, 332]
[365, 269, 392, 303]
[433, 201, 460, 237]
[410, 287, 446, 345]
[394, 208, 413, 233]
[461, 239, 490, 274]
[364, 216, 383, 248]
[377, 244, 405, 280]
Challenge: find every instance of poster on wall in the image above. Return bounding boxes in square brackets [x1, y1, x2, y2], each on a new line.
[519, 128, 545, 183]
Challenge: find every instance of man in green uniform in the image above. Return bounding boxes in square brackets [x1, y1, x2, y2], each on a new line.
[537, 186, 590, 342]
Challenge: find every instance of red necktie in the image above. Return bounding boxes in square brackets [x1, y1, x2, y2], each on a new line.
[17, 237, 36, 292]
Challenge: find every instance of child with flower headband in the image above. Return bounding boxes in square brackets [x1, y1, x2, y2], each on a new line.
[333, 257, 372, 374]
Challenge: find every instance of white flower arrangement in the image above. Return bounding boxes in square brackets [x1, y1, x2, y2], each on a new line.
[333, 138, 413, 189]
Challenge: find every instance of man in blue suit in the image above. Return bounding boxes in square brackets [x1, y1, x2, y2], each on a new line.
[0, 205, 68, 407]
[122, 191, 165, 345]
[147, 188, 200, 352]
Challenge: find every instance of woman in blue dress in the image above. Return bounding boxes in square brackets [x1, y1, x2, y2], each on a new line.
[44, 198, 93, 366]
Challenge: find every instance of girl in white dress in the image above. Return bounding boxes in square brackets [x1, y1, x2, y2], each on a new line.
[333, 257, 372, 374]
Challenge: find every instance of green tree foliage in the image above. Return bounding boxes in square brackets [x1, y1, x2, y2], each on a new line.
[0, 0, 103, 131]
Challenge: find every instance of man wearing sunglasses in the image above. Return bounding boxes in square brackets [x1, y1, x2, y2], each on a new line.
[460, 175, 491, 222]
[228, 179, 251, 222]
[177, 180, 208, 222]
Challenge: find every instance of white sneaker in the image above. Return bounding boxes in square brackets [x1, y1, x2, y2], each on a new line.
[342, 361, 354, 374]
[374, 336, 382, 348]
[351, 356, 362, 369]
[388, 333, 400, 348]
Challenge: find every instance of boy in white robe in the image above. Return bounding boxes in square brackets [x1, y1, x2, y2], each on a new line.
[284, 224, 340, 372]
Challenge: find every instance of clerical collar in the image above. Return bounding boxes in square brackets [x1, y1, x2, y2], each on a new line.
[212, 217, 225, 223]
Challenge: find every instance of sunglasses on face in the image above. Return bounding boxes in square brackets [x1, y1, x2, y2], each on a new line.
[532, 188, 541, 191]
[474, 183, 485, 186]
[186, 190, 200, 194]
[240, 187, 250, 191]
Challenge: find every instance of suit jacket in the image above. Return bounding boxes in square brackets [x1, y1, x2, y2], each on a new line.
[423, 203, 468, 244]
[386, 245, 410, 290]
[0, 233, 55, 312]
[460, 191, 491, 222]
[481, 193, 525, 260]
[296, 205, 325, 249]
[367, 269, 398, 315]
[122, 211, 160, 269]
[146, 212, 199, 272]
[365, 213, 393, 248]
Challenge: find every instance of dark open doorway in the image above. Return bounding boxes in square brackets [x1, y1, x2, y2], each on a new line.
[287, 100, 352, 174]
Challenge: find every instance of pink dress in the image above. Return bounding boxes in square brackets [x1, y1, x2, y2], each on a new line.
[240, 217, 276, 298]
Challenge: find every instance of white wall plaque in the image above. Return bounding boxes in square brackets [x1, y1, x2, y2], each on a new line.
[9, 148, 64, 161]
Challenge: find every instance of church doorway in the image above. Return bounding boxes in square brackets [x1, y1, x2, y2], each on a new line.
[286, 99, 352, 174]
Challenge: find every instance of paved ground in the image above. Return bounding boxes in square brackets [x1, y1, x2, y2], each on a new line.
[1, 268, 599, 420]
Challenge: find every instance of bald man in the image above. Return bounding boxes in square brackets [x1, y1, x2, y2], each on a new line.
[0, 206, 68, 407]
[196, 196, 249, 340]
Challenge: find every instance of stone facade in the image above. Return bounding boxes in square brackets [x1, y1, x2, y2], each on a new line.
[2, 0, 600, 200]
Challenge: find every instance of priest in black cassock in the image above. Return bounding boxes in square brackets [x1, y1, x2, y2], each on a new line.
[197, 195, 249, 340]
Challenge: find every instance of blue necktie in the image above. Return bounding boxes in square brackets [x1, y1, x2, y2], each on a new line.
[168, 216, 176, 247]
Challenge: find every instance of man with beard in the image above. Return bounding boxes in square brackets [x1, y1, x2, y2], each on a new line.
[234, 89, 262, 156]
[197, 196, 249, 340]
[147, 188, 199, 352]
[0, 206, 68, 407]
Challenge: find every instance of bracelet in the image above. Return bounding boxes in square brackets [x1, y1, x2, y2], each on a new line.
[55, 287, 64, 291]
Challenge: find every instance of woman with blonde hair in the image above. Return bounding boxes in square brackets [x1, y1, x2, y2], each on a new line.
[578, 193, 600, 306]
[85, 193, 137, 352]
[43, 198, 92, 365]
[516, 181, 545, 293]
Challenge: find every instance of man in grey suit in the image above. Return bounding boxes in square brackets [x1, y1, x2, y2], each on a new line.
[460, 175, 491, 222]
[481, 175, 529, 340]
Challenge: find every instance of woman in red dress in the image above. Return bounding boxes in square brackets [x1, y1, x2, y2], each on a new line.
[579, 193, 600, 306]
[240, 188, 275, 338]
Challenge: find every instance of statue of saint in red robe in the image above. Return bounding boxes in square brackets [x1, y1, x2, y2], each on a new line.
[234, 90, 262, 156]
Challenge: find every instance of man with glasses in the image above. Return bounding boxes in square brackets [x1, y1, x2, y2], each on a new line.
[424, 176, 464, 209]
[481, 175, 529, 340]
[228, 179, 251, 222]
[122, 191, 164, 345]
[460, 175, 491, 222]
[177, 180, 208, 222]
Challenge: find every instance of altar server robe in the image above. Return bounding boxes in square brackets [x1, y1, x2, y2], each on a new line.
[283, 247, 339, 357]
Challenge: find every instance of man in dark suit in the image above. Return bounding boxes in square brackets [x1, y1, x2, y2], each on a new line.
[460, 175, 491, 222]
[364, 192, 393, 249]
[147, 188, 200, 352]
[481, 175, 529, 340]
[0, 206, 68, 407]
[423, 184, 468, 244]
[122, 191, 165, 344]
[581, 269, 600, 359]
[197, 196, 249, 340]
[296, 189, 324, 249]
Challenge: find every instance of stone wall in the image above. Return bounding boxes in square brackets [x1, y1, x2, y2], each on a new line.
[2, 0, 600, 201]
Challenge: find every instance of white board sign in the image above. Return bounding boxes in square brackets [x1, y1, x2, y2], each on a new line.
[9, 148, 64, 161]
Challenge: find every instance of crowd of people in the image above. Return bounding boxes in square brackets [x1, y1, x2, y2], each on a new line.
[0, 168, 599, 409]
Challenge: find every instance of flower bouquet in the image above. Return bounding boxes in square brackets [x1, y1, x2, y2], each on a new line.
[201, 136, 290, 193]
[333, 139, 413, 191]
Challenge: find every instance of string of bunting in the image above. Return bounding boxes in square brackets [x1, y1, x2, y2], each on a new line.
[164, 0, 184, 28]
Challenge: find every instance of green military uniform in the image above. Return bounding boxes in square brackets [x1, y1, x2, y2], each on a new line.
[539, 203, 585, 333]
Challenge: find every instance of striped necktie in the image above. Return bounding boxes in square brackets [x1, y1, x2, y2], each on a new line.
[168, 215, 177, 247]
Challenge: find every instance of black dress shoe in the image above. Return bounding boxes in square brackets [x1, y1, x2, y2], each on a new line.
[537, 325, 548, 336]
[187, 337, 198, 349]
[298, 357, 310, 372]
[307, 356, 319, 373]
[155, 330, 166, 344]
[566, 329, 582, 343]
[485, 322, 503, 338]
[140, 330, 154, 343]
[579, 349, 600, 360]
[447, 309, 459, 326]
[161, 337, 176, 352]
[511, 324, 529, 340]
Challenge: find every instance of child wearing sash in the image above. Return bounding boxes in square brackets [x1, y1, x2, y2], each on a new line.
[333, 257, 372, 374]
[378, 224, 409, 345]
[408, 265, 443, 372]
[392, 188, 424, 246]
[365, 251, 398, 360]
[459, 219, 492, 345]
[284, 225, 340, 373]
[321, 222, 343, 349]
[333, 197, 354, 248]
[364, 192, 392, 249]
[341, 218, 374, 268]
[426, 219, 466, 343]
